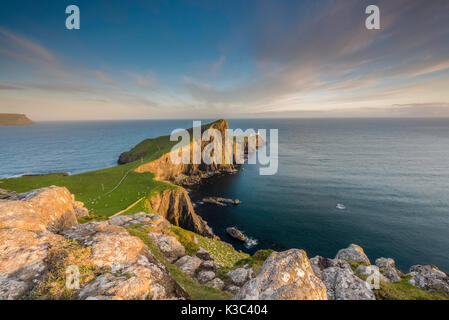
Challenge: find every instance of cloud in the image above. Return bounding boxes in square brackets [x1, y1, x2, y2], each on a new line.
[0, 26, 58, 66]
[183, 0, 449, 114]
[93, 70, 117, 86]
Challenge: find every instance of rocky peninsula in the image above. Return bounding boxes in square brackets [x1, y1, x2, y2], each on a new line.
[0, 119, 448, 300]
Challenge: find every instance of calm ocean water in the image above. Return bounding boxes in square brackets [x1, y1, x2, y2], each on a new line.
[1, 118, 448, 272]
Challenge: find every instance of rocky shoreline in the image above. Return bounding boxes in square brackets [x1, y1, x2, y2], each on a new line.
[1, 186, 448, 300]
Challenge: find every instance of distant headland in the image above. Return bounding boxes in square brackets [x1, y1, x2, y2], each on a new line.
[0, 113, 34, 126]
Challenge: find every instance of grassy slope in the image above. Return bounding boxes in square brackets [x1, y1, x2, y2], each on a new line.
[0, 121, 224, 218]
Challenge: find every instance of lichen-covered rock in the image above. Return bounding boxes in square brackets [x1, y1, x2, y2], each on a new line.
[356, 265, 389, 283]
[78, 263, 187, 300]
[335, 244, 370, 265]
[226, 227, 246, 242]
[150, 233, 185, 263]
[0, 186, 78, 233]
[234, 249, 327, 300]
[200, 260, 220, 272]
[225, 285, 241, 295]
[409, 265, 449, 295]
[196, 247, 212, 261]
[73, 201, 89, 218]
[174, 255, 203, 277]
[196, 270, 216, 284]
[375, 258, 401, 282]
[227, 268, 252, 287]
[206, 278, 225, 290]
[321, 267, 375, 300]
[0, 228, 65, 300]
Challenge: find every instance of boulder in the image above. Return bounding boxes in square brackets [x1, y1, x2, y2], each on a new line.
[321, 267, 375, 300]
[206, 278, 225, 290]
[409, 265, 449, 295]
[0, 228, 64, 300]
[310, 256, 351, 279]
[73, 201, 89, 218]
[200, 260, 220, 272]
[356, 265, 388, 282]
[175, 255, 203, 277]
[150, 233, 185, 263]
[196, 247, 212, 261]
[0, 186, 78, 233]
[227, 268, 252, 286]
[225, 285, 241, 295]
[335, 244, 370, 265]
[375, 257, 401, 282]
[234, 249, 327, 300]
[196, 271, 216, 284]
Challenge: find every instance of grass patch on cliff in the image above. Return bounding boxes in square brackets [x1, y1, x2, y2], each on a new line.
[30, 239, 98, 300]
[169, 226, 249, 267]
[373, 275, 449, 300]
[127, 226, 232, 300]
[216, 249, 274, 280]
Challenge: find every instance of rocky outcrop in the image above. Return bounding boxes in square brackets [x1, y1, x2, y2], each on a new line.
[0, 187, 189, 300]
[375, 257, 401, 282]
[149, 188, 214, 237]
[203, 197, 240, 206]
[335, 244, 370, 265]
[226, 227, 246, 242]
[0, 113, 34, 126]
[0, 186, 78, 233]
[234, 249, 327, 300]
[408, 265, 449, 295]
[129, 120, 263, 186]
[310, 255, 375, 300]
[150, 233, 185, 263]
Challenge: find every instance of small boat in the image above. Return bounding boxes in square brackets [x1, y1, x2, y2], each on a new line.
[336, 203, 346, 210]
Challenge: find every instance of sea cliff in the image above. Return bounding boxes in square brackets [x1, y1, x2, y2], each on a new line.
[0, 113, 34, 126]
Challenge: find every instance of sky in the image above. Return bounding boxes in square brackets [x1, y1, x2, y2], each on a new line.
[0, 0, 449, 121]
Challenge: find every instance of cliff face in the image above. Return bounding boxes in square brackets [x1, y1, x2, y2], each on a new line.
[149, 188, 214, 238]
[0, 114, 34, 126]
[134, 119, 261, 185]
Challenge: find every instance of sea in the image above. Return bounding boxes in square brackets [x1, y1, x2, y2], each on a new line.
[1, 118, 448, 272]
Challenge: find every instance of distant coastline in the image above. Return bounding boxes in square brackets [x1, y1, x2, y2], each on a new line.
[0, 113, 34, 126]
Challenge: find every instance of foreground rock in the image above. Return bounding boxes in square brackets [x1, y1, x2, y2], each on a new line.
[375, 257, 401, 282]
[311, 255, 375, 300]
[150, 233, 185, 263]
[234, 249, 327, 300]
[335, 244, 370, 265]
[409, 265, 449, 295]
[226, 227, 246, 242]
[0, 187, 189, 300]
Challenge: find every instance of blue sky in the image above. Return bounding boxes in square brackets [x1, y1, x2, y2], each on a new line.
[1, 0, 449, 120]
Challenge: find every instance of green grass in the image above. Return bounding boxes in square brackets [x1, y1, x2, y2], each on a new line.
[127, 226, 232, 300]
[169, 226, 249, 267]
[216, 249, 274, 280]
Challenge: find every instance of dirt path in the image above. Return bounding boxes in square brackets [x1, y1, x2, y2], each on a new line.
[110, 197, 145, 217]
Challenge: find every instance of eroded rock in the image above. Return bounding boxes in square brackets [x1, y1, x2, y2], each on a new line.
[234, 249, 327, 300]
[409, 265, 449, 295]
[174, 255, 203, 277]
[150, 233, 185, 263]
[375, 257, 401, 282]
[335, 244, 370, 265]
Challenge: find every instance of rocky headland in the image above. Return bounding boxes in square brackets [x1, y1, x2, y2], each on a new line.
[1, 119, 448, 300]
[0, 113, 34, 126]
